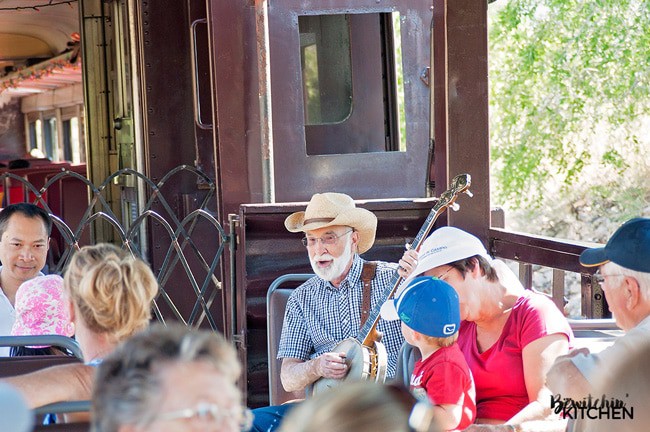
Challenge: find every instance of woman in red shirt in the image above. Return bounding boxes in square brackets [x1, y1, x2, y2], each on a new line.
[401, 227, 573, 431]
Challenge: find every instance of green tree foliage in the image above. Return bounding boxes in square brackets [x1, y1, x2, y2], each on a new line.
[489, 0, 650, 233]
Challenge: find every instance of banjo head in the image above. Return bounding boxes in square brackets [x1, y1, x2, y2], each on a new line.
[311, 338, 380, 396]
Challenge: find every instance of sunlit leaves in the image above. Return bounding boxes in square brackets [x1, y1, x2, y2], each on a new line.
[489, 0, 650, 214]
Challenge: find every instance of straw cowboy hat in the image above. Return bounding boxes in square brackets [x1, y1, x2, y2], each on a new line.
[285, 193, 377, 254]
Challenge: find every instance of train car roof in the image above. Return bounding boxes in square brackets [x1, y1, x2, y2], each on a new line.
[0, 0, 80, 99]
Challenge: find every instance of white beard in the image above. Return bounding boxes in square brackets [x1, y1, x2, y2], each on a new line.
[310, 239, 354, 282]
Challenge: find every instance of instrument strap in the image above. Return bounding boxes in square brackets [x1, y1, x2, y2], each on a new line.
[360, 261, 377, 328]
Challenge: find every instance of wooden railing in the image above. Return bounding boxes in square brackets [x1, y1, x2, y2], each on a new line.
[489, 227, 608, 319]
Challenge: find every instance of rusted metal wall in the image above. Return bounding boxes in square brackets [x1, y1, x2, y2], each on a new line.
[137, 0, 224, 329]
[208, 0, 262, 219]
[440, 0, 491, 240]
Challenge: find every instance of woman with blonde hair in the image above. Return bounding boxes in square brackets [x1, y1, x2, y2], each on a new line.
[1, 243, 158, 413]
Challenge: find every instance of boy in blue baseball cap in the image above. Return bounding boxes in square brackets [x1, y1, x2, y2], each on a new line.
[381, 276, 476, 432]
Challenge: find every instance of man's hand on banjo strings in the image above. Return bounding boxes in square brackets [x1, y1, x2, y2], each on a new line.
[315, 352, 348, 379]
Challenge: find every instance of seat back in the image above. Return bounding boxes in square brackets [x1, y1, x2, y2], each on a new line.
[569, 318, 621, 353]
[266, 274, 313, 405]
[32, 401, 91, 431]
[0, 352, 86, 429]
[0, 355, 82, 379]
[391, 342, 421, 387]
[33, 423, 90, 432]
[0, 333, 83, 381]
[0, 335, 84, 360]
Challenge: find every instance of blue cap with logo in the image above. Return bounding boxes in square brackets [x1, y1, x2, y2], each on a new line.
[380, 276, 460, 338]
[580, 218, 650, 273]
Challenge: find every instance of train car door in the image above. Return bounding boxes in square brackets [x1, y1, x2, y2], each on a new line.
[261, 0, 433, 202]
[208, 0, 434, 216]
[79, 0, 142, 242]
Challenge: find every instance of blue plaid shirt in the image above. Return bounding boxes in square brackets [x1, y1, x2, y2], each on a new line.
[277, 254, 405, 379]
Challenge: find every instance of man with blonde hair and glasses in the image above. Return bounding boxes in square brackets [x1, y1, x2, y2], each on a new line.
[547, 217, 650, 401]
[251, 192, 416, 432]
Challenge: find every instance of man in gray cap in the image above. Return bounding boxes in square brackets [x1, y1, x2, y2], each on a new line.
[547, 217, 650, 400]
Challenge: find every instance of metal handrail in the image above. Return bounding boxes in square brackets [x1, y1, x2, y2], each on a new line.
[0, 335, 83, 359]
[34, 400, 91, 416]
[190, 18, 212, 130]
[568, 319, 619, 331]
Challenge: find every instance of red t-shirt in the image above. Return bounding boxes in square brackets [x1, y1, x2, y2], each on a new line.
[410, 344, 476, 431]
[457, 291, 573, 421]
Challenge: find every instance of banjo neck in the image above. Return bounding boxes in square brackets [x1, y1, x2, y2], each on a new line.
[358, 173, 471, 347]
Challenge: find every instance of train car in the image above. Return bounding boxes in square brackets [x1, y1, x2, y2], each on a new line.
[0, 0, 615, 408]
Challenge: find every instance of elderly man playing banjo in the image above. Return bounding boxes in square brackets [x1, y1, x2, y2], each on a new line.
[251, 192, 417, 432]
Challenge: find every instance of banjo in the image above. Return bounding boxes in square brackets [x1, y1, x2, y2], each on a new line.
[311, 173, 472, 395]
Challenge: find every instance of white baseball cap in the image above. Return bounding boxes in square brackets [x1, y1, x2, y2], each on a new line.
[401, 226, 492, 289]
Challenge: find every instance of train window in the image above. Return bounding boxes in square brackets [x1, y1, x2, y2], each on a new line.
[392, 13, 406, 153]
[27, 119, 40, 153]
[25, 111, 56, 160]
[299, 15, 352, 125]
[299, 12, 406, 155]
[43, 116, 56, 160]
[24, 105, 85, 163]
[62, 120, 73, 162]
[60, 105, 85, 164]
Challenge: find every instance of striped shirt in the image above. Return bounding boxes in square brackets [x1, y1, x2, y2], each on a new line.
[278, 254, 405, 379]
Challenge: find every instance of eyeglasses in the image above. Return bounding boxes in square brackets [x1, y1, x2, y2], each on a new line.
[593, 272, 626, 284]
[156, 402, 253, 431]
[301, 230, 353, 248]
[434, 266, 455, 281]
